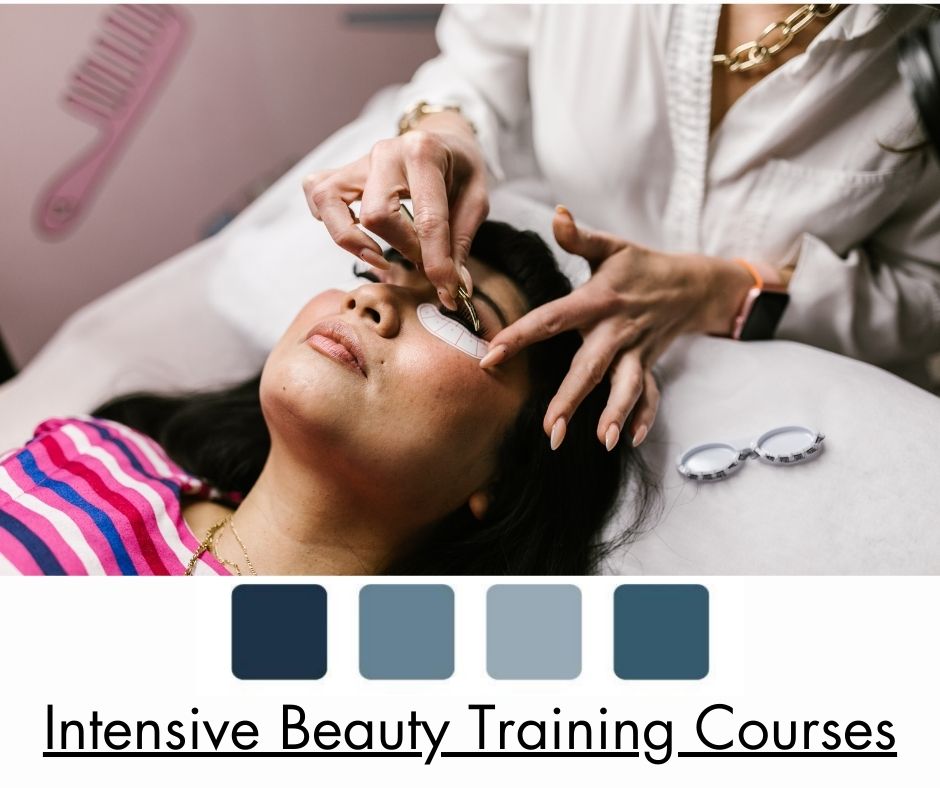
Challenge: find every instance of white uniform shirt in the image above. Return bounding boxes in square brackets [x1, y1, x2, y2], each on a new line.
[394, 4, 940, 380]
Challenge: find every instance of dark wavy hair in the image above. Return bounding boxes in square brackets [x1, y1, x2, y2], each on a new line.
[93, 220, 657, 574]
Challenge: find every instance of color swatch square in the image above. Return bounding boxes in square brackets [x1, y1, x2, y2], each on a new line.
[359, 584, 454, 680]
[231, 584, 327, 680]
[487, 584, 581, 679]
[613, 584, 709, 680]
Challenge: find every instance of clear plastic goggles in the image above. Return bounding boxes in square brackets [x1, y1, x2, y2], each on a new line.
[677, 425, 825, 482]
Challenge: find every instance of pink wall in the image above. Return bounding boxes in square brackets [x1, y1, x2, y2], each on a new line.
[0, 4, 441, 366]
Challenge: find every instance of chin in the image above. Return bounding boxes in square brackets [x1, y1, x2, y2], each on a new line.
[260, 348, 365, 449]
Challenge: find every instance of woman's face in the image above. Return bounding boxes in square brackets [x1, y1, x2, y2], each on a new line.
[260, 252, 531, 525]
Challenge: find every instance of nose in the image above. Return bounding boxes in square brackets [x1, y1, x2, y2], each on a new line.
[342, 284, 402, 338]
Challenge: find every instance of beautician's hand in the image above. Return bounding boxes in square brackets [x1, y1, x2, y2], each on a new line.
[302, 110, 489, 311]
[480, 206, 754, 451]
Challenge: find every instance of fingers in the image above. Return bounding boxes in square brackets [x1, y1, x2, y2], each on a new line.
[359, 143, 423, 265]
[552, 205, 628, 269]
[544, 347, 659, 453]
[301, 169, 338, 220]
[480, 289, 596, 369]
[627, 370, 660, 448]
[303, 158, 387, 268]
[595, 352, 646, 451]
[540, 325, 620, 444]
[304, 133, 488, 308]
[446, 177, 490, 296]
[401, 134, 460, 310]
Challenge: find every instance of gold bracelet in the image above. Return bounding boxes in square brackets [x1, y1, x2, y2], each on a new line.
[396, 99, 478, 136]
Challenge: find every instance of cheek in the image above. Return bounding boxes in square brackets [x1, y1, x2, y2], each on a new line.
[396, 335, 493, 409]
[388, 335, 528, 477]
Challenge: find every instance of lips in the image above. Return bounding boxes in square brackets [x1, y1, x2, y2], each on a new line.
[305, 319, 367, 376]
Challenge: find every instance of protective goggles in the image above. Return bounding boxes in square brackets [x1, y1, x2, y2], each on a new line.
[677, 425, 825, 482]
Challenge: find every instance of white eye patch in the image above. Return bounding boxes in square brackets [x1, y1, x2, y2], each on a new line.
[416, 302, 489, 359]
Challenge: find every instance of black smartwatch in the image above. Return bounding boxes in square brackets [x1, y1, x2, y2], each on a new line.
[730, 260, 790, 341]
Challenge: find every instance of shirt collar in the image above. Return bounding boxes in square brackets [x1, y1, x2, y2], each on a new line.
[809, 4, 888, 47]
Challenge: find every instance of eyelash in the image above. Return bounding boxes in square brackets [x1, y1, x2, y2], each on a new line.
[352, 261, 487, 338]
[440, 304, 486, 338]
[352, 262, 381, 283]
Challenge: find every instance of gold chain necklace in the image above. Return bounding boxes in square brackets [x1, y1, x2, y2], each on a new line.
[185, 513, 257, 576]
[712, 4, 840, 73]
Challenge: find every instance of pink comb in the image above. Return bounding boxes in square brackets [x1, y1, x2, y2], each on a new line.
[35, 5, 189, 238]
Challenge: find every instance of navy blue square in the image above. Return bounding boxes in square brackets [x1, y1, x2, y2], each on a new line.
[614, 584, 709, 680]
[232, 584, 327, 680]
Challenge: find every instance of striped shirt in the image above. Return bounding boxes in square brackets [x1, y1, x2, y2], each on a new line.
[0, 417, 236, 575]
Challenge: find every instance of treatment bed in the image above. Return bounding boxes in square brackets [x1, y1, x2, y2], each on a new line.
[2, 84, 937, 574]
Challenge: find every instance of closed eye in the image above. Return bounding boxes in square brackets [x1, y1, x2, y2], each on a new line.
[384, 248, 417, 270]
[351, 261, 381, 283]
[354, 254, 504, 339]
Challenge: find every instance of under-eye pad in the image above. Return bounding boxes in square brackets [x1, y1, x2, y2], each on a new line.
[416, 303, 489, 359]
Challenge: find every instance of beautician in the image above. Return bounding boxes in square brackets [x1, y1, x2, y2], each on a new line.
[303, 4, 940, 451]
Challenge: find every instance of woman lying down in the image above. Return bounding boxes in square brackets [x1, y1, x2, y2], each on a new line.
[0, 221, 654, 575]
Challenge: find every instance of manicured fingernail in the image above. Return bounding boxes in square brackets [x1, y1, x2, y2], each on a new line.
[360, 249, 389, 269]
[438, 288, 458, 312]
[605, 423, 620, 452]
[632, 424, 648, 447]
[479, 344, 507, 369]
[555, 204, 571, 217]
[458, 263, 474, 296]
[550, 417, 567, 451]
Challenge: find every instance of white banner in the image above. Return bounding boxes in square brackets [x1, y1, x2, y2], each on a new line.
[1, 577, 936, 786]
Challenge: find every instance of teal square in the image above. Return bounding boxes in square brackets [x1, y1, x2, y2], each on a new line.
[614, 584, 709, 680]
[359, 584, 454, 680]
[487, 585, 581, 679]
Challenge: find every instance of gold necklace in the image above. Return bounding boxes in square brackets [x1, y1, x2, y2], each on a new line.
[712, 4, 840, 73]
[185, 513, 257, 576]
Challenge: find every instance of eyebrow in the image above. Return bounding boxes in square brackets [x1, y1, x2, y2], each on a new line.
[472, 288, 508, 329]
[383, 248, 509, 328]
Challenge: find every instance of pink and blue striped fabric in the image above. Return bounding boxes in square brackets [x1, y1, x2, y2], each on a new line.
[0, 417, 233, 576]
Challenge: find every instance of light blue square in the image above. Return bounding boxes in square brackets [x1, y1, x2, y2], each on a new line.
[487, 585, 581, 679]
[359, 584, 454, 680]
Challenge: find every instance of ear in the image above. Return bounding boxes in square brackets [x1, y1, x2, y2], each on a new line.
[467, 490, 490, 521]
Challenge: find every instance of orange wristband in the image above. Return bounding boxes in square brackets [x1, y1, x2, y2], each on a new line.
[733, 259, 764, 289]
[733, 258, 787, 288]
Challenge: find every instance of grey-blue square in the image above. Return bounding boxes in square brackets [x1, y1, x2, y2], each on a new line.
[359, 584, 454, 680]
[231, 584, 327, 680]
[487, 585, 581, 679]
[614, 584, 709, 680]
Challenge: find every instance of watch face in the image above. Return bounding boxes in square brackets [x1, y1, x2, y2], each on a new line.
[739, 291, 790, 341]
